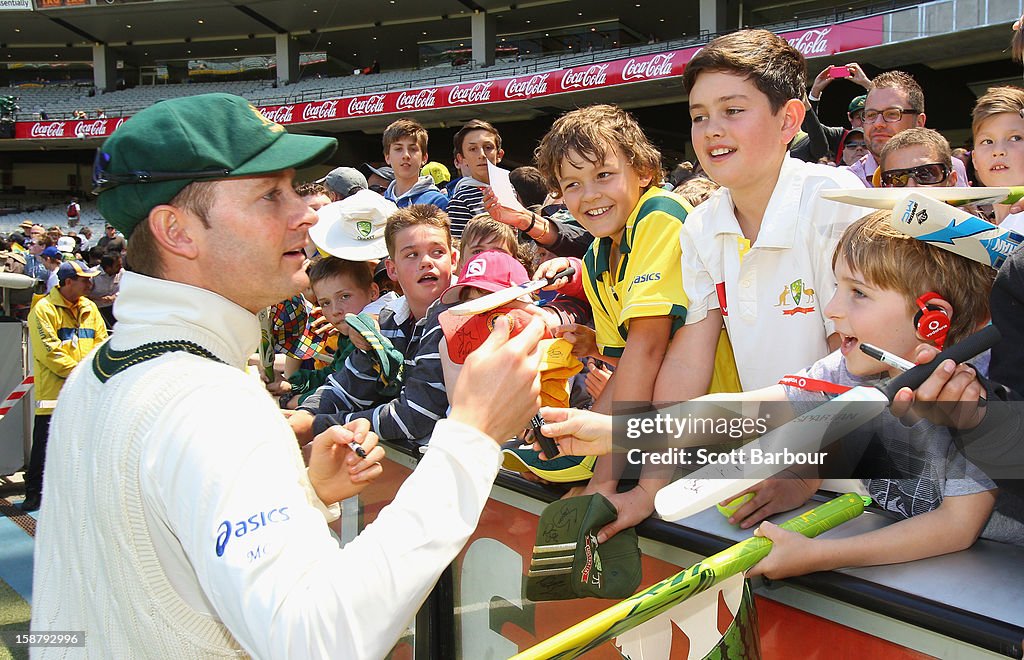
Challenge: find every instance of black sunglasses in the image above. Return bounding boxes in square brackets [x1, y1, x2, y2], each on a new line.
[91, 149, 230, 195]
[880, 162, 950, 187]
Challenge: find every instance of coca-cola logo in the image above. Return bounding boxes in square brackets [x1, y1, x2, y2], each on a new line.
[347, 95, 385, 116]
[447, 82, 493, 105]
[560, 64, 610, 90]
[74, 120, 109, 138]
[788, 27, 832, 56]
[504, 74, 549, 99]
[622, 53, 675, 81]
[29, 122, 67, 138]
[302, 100, 340, 121]
[261, 105, 295, 124]
[396, 88, 437, 110]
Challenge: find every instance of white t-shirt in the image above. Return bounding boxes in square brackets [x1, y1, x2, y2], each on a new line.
[680, 155, 869, 389]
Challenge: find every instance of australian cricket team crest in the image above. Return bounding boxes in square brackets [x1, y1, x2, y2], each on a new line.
[356, 220, 374, 239]
[775, 278, 816, 316]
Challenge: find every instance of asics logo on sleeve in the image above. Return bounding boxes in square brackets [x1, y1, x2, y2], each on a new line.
[215, 507, 291, 557]
[627, 272, 660, 291]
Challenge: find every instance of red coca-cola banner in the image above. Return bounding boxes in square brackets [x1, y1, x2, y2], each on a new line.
[255, 49, 700, 126]
[15, 117, 127, 140]
[781, 15, 884, 57]
[14, 16, 884, 140]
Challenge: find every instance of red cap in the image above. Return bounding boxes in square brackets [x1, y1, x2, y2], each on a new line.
[440, 249, 529, 305]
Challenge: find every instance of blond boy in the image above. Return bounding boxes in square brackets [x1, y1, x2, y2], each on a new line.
[540, 211, 1024, 566]
[971, 86, 1024, 231]
[382, 118, 449, 210]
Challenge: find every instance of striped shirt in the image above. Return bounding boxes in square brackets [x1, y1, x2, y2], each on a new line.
[445, 177, 487, 238]
[299, 296, 450, 444]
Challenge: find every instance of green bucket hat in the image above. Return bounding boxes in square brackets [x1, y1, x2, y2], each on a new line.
[526, 494, 642, 602]
[94, 93, 337, 238]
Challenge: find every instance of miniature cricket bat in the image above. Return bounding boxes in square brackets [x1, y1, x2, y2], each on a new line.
[448, 266, 575, 317]
[890, 192, 1024, 269]
[655, 325, 1000, 522]
[821, 186, 1024, 210]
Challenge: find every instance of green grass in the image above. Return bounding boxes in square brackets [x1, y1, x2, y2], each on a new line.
[0, 576, 30, 660]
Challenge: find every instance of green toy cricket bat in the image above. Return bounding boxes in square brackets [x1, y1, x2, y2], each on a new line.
[511, 492, 868, 660]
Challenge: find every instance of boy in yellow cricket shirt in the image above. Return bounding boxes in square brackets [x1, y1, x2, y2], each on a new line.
[535, 104, 740, 541]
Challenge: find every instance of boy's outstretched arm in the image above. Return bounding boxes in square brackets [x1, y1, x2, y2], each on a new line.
[584, 313, 729, 542]
[653, 310, 723, 402]
[583, 315, 674, 541]
[748, 490, 996, 580]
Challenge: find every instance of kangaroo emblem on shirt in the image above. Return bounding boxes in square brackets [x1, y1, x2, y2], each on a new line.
[775, 279, 816, 314]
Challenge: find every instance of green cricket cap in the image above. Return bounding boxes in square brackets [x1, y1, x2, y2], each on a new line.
[848, 94, 867, 114]
[95, 93, 337, 238]
[526, 494, 642, 602]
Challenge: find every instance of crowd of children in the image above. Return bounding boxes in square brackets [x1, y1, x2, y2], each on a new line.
[247, 28, 1024, 586]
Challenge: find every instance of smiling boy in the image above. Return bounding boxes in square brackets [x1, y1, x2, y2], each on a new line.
[640, 30, 870, 528]
[535, 104, 740, 541]
[660, 30, 867, 396]
[382, 118, 449, 211]
[291, 204, 458, 444]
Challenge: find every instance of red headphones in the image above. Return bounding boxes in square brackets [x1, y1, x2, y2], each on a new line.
[914, 292, 950, 349]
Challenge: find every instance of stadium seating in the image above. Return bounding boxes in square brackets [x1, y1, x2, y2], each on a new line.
[9, 35, 699, 121]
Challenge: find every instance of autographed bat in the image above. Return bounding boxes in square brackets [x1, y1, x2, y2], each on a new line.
[889, 192, 1024, 269]
[820, 186, 1024, 210]
[511, 493, 867, 660]
[447, 266, 575, 317]
[655, 325, 1000, 522]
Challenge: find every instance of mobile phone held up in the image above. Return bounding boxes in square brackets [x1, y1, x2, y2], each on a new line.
[828, 66, 852, 78]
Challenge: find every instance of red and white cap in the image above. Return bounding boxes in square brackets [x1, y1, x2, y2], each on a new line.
[440, 250, 529, 305]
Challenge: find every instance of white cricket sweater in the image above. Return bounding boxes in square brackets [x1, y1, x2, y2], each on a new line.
[31, 272, 503, 659]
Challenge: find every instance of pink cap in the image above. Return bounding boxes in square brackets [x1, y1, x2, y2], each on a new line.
[440, 250, 529, 305]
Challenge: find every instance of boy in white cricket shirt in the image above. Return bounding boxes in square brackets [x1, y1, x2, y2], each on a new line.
[656, 29, 868, 398]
